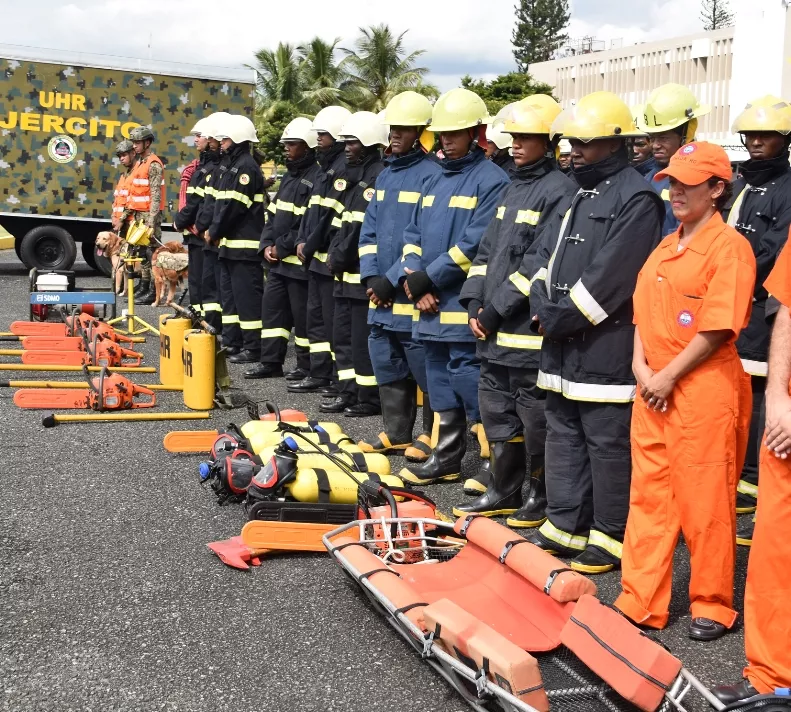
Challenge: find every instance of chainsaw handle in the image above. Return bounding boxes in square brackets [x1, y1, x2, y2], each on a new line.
[119, 347, 144, 366]
[131, 383, 157, 408]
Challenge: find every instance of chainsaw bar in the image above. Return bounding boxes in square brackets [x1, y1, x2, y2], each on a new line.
[20, 350, 90, 366]
[163, 430, 220, 453]
[240, 520, 339, 553]
[14, 388, 90, 409]
[10, 322, 69, 337]
[21, 336, 85, 351]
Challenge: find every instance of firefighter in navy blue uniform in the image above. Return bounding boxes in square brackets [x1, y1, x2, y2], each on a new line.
[193, 117, 227, 340]
[396, 87, 510, 486]
[245, 118, 323, 380]
[638, 84, 710, 237]
[525, 91, 664, 574]
[288, 106, 353, 395]
[357, 92, 442, 459]
[724, 95, 791, 536]
[453, 97, 576, 525]
[208, 114, 266, 363]
[320, 112, 387, 416]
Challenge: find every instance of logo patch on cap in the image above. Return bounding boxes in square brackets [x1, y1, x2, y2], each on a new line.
[681, 144, 696, 155]
[677, 309, 694, 327]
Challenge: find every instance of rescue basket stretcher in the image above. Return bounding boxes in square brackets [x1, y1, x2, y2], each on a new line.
[323, 515, 771, 712]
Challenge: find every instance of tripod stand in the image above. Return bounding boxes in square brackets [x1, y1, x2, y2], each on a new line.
[107, 256, 160, 336]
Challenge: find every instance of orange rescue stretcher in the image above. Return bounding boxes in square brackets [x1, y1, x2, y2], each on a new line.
[324, 514, 765, 712]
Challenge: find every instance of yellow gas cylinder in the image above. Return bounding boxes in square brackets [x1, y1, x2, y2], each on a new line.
[183, 330, 215, 410]
[246, 429, 352, 455]
[286, 468, 405, 504]
[159, 316, 190, 388]
[256, 445, 391, 477]
[240, 420, 345, 438]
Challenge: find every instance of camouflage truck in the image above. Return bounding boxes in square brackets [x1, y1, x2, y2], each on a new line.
[0, 45, 255, 274]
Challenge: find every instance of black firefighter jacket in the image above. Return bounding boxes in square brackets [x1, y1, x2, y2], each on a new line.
[259, 152, 323, 281]
[528, 159, 664, 403]
[722, 155, 791, 375]
[174, 150, 220, 247]
[459, 158, 576, 369]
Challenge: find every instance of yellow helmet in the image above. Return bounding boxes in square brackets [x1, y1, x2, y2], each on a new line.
[430, 88, 490, 132]
[559, 92, 643, 142]
[384, 91, 433, 126]
[550, 107, 572, 140]
[638, 83, 710, 134]
[504, 95, 561, 135]
[732, 95, 791, 135]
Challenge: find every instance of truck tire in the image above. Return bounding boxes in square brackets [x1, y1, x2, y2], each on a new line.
[19, 225, 77, 271]
[81, 238, 98, 270]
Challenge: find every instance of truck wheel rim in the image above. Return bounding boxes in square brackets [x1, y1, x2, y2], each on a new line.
[36, 238, 65, 266]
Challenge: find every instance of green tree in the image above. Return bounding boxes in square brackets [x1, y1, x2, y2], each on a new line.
[298, 37, 349, 112]
[340, 24, 439, 111]
[256, 101, 303, 165]
[700, 0, 734, 30]
[251, 43, 305, 117]
[461, 72, 555, 116]
[511, 0, 570, 72]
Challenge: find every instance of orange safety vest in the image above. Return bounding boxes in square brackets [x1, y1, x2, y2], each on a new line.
[111, 173, 129, 216]
[127, 154, 166, 213]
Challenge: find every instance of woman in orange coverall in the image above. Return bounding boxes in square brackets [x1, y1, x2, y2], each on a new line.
[615, 141, 756, 642]
[713, 236, 791, 703]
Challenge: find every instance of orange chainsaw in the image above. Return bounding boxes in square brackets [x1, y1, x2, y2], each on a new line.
[20, 323, 136, 351]
[10, 311, 96, 337]
[19, 333, 143, 367]
[13, 366, 156, 410]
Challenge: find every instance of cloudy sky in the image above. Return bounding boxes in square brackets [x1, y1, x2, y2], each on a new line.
[0, 0, 703, 91]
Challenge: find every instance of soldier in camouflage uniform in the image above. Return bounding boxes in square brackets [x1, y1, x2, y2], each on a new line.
[124, 125, 165, 304]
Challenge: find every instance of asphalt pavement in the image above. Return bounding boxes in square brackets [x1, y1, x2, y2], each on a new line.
[0, 250, 753, 712]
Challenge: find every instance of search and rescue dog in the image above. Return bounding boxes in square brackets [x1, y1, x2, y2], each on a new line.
[151, 241, 189, 307]
[94, 231, 136, 296]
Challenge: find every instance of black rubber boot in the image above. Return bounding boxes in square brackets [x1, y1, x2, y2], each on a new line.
[453, 440, 524, 517]
[134, 280, 152, 304]
[404, 393, 434, 462]
[463, 460, 490, 495]
[399, 408, 466, 485]
[507, 455, 547, 528]
[358, 381, 416, 453]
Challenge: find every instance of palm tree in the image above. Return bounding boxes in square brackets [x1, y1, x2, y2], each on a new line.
[340, 25, 439, 112]
[251, 43, 304, 117]
[297, 37, 349, 112]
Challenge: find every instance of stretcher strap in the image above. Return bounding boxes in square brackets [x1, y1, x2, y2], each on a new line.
[314, 469, 331, 503]
[544, 567, 573, 595]
[328, 540, 363, 554]
[459, 515, 479, 537]
[499, 538, 532, 564]
[568, 616, 670, 691]
[358, 567, 401, 582]
[393, 601, 429, 615]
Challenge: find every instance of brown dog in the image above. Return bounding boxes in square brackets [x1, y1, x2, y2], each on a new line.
[151, 241, 189, 306]
[95, 231, 136, 295]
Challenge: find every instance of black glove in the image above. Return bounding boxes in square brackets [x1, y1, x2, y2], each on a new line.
[476, 304, 504, 334]
[466, 299, 483, 321]
[367, 275, 396, 303]
[406, 270, 434, 300]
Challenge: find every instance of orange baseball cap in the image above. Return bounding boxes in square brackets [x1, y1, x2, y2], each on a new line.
[655, 141, 732, 185]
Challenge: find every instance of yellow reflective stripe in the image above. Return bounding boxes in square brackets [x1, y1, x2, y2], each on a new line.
[393, 303, 416, 316]
[448, 245, 472, 273]
[322, 197, 345, 214]
[515, 209, 541, 226]
[660, 189, 670, 202]
[376, 189, 386, 201]
[219, 238, 260, 249]
[281, 255, 302, 265]
[267, 202, 277, 214]
[359, 244, 377, 256]
[403, 244, 422, 257]
[539, 520, 588, 551]
[422, 195, 435, 208]
[308, 194, 322, 207]
[369, 300, 377, 309]
[439, 311, 469, 325]
[337, 368, 356, 380]
[468, 265, 487, 277]
[186, 186, 197, 194]
[331, 217, 343, 228]
[221, 190, 253, 207]
[310, 342, 331, 353]
[537, 371, 636, 403]
[253, 194, 264, 203]
[398, 191, 421, 204]
[239, 320, 263, 330]
[342, 210, 366, 223]
[448, 195, 478, 210]
[343, 273, 361, 284]
[588, 530, 623, 559]
[356, 374, 378, 386]
[496, 206, 506, 219]
[738, 479, 759, 497]
[203, 302, 222, 312]
[496, 332, 542, 350]
[412, 311, 420, 321]
[741, 359, 768, 377]
[261, 328, 290, 339]
[222, 315, 240, 324]
[275, 200, 306, 215]
[294, 336, 310, 348]
[533, 267, 548, 284]
[313, 252, 328, 262]
[569, 280, 608, 325]
[509, 271, 532, 297]
[194, 187, 205, 197]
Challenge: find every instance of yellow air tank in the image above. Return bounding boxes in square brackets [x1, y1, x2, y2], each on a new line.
[245, 429, 352, 455]
[256, 445, 391, 477]
[286, 468, 404, 504]
[183, 330, 215, 410]
[159, 316, 190, 388]
[239, 420, 344, 438]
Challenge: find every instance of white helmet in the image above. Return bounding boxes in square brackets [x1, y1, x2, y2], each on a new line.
[280, 117, 318, 148]
[200, 112, 231, 140]
[378, 109, 390, 142]
[214, 114, 259, 144]
[339, 111, 389, 147]
[190, 116, 212, 136]
[312, 106, 353, 140]
[485, 124, 513, 150]
[558, 139, 572, 154]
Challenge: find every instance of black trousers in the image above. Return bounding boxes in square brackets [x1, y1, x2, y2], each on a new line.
[478, 361, 546, 457]
[219, 258, 242, 349]
[187, 243, 204, 312]
[259, 272, 309, 370]
[306, 272, 336, 381]
[738, 375, 766, 500]
[201, 250, 223, 335]
[333, 296, 379, 407]
[539, 392, 632, 563]
[223, 259, 263, 353]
